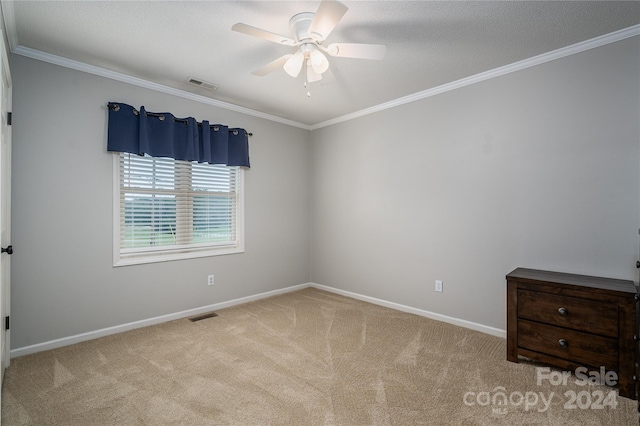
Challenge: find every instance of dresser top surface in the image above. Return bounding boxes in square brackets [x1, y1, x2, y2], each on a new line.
[507, 268, 637, 295]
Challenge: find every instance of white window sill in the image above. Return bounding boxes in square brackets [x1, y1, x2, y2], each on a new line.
[113, 247, 245, 267]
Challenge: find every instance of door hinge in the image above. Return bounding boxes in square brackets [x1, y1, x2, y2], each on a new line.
[5, 316, 9, 330]
[7, 112, 11, 126]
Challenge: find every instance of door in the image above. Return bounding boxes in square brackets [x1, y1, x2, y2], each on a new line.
[0, 23, 12, 381]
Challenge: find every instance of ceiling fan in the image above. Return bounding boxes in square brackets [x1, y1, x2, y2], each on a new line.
[232, 0, 386, 94]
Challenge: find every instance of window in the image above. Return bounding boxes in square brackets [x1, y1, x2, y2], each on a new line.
[113, 153, 244, 266]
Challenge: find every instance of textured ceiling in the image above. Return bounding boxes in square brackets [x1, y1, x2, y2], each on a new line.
[4, 1, 640, 126]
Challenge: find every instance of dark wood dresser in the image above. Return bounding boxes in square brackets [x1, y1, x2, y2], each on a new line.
[506, 267, 638, 399]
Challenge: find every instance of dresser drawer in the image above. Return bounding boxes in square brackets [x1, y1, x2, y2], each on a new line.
[517, 289, 618, 338]
[518, 320, 618, 369]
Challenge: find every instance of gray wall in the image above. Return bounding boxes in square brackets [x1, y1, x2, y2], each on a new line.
[10, 35, 640, 350]
[10, 55, 310, 349]
[310, 37, 640, 330]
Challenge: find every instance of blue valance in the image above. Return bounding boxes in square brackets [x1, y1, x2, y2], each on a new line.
[107, 102, 250, 167]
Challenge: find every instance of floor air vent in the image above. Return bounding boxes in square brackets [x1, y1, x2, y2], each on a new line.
[189, 312, 218, 322]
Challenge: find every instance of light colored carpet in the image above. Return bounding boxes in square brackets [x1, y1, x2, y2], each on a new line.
[1, 288, 637, 425]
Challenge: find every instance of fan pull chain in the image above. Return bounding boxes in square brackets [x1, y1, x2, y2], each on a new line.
[304, 58, 311, 97]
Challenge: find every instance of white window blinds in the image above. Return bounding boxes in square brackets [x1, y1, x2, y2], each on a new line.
[114, 153, 243, 265]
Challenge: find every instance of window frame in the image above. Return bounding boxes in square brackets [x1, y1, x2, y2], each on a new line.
[112, 153, 245, 267]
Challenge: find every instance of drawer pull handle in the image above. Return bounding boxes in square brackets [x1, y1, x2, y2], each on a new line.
[558, 339, 568, 349]
[557, 307, 568, 317]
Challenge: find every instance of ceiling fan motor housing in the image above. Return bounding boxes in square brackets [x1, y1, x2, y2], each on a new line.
[289, 12, 316, 44]
[284, 11, 330, 78]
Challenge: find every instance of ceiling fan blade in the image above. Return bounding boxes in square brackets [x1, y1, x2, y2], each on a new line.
[308, 0, 348, 41]
[232, 23, 296, 46]
[323, 43, 386, 60]
[252, 55, 292, 76]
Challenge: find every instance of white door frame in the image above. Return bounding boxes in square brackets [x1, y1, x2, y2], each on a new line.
[0, 8, 12, 381]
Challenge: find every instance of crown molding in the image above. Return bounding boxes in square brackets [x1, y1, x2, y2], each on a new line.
[310, 24, 640, 130]
[11, 45, 312, 131]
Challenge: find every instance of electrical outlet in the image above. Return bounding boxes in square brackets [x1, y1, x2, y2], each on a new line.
[435, 280, 443, 293]
[208, 275, 215, 286]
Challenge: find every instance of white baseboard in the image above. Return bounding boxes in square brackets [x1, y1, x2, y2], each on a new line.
[11, 282, 505, 358]
[10, 283, 311, 358]
[309, 283, 506, 339]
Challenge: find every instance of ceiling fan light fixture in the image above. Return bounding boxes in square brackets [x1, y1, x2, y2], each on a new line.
[306, 61, 323, 83]
[283, 50, 304, 77]
[309, 49, 329, 74]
